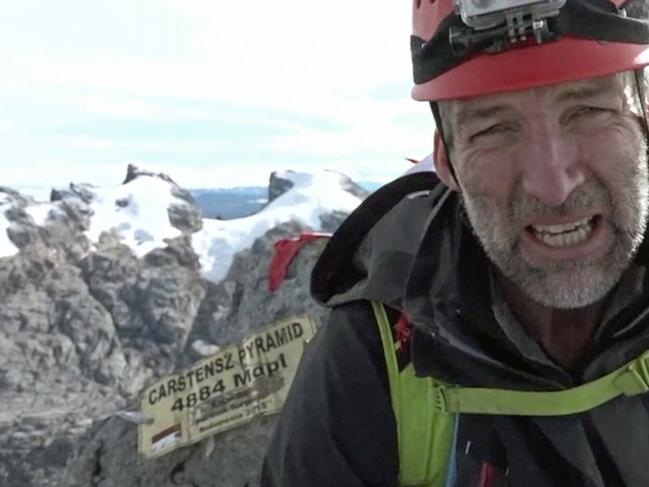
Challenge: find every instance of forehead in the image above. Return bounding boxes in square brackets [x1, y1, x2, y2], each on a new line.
[442, 73, 632, 127]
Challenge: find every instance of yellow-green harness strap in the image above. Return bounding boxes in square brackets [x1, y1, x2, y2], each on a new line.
[371, 300, 649, 485]
[434, 350, 649, 416]
[372, 301, 456, 487]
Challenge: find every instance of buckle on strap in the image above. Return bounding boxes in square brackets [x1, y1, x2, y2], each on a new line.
[614, 352, 649, 396]
[432, 384, 450, 413]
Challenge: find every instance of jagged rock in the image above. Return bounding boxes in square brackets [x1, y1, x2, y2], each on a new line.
[337, 172, 370, 200]
[45, 264, 124, 385]
[167, 200, 203, 234]
[2, 190, 40, 250]
[65, 413, 279, 487]
[122, 164, 203, 234]
[197, 221, 330, 347]
[64, 221, 331, 487]
[123, 164, 182, 187]
[267, 172, 294, 202]
[49, 188, 69, 202]
[136, 245, 206, 346]
[0, 238, 135, 486]
[2, 186, 91, 259]
[0, 174, 210, 486]
[70, 183, 97, 204]
[81, 240, 142, 334]
[268, 169, 369, 204]
[0, 166, 363, 487]
[50, 183, 96, 205]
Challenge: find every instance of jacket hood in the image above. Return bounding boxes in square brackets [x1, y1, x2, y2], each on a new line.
[311, 171, 446, 310]
[311, 171, 649, 390]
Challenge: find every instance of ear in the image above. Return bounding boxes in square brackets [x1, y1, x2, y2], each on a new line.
[433, 130, 459, 191]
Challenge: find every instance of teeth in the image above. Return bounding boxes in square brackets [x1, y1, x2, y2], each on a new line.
[533, 217, 591, 234]
[534, 222, 593, 248]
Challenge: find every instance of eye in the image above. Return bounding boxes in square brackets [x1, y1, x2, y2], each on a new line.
[563, 106, 614, 127]
[572, 106, 607, 118]
[470, 124, 510, 140]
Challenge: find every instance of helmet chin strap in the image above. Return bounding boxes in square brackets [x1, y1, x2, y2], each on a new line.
[430, 101, 461, 190]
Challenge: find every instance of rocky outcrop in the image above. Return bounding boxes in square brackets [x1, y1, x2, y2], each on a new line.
[337, 172, 370, 200]
[267, 169, 369, 204]
[1, 166, 359, 487]
[190, 221, 330, 350]
[123, 164, 203, 235]
[64, 220, 330, 487]
[267, 172, 294, 203]
[0, 170, 208, 487]
[1, 185, 91, 258]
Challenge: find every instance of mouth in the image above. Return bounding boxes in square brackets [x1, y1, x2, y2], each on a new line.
[526, 215, 601, 248]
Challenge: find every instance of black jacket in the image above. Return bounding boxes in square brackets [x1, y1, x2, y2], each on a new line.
[261, 172, 649, 487]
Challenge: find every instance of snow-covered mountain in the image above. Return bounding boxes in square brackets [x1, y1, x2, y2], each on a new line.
[195, 170, 365, 282]
[1, 167, 367, 284]
[189, 180, 383, 220]
[0, 164, 370, 487]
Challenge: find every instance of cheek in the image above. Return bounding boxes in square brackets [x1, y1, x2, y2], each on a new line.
[456, 147, 520, 204]
[576, 128, 646, 191]
[457, 150, 523, 240]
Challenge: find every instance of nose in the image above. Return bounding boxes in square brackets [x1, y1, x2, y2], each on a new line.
[520, 129, 586, 207]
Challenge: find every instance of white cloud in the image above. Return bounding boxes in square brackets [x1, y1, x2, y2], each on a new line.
[1, 0, 415, 110]
[0, 0, 434, 188]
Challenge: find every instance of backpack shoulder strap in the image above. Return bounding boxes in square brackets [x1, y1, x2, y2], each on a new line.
[371, 301, 456, 487]
[433, 349, 649, 416]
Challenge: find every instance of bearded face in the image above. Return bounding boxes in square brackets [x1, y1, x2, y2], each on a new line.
[463, 171, 648, 308]
[439, 73, 649, 308]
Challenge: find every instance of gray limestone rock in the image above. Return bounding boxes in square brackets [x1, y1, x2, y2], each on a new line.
[267, 172, 294, 203]
[64, 221, 332, 487]
[0, 166, 362, 487]
[0, 168, 211, 487]
[197, 221, 330, 347]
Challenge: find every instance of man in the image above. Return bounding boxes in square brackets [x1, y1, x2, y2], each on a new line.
[261, 1, 649, 485]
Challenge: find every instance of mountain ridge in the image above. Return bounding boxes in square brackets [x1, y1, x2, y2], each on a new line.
[0, 164, 366, 487]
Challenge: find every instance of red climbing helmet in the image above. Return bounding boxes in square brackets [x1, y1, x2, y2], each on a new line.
[412, 0, 649, 101]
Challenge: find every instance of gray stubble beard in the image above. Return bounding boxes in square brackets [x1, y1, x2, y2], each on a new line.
[461, 151, 649, 309]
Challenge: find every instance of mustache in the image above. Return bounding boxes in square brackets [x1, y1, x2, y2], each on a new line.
[509, 182, 612, 224]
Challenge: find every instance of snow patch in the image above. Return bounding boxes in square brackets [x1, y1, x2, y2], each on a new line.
[85, 177, 183, 257]
[194, 169, 362, 282]
[0, 168, 363, 282]
[25, 203, 55, 226]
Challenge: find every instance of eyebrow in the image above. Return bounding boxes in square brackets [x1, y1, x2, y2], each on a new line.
[451, 77, 620, 131]
[454, 105, 513, 129]
[555, 78, 617, 104]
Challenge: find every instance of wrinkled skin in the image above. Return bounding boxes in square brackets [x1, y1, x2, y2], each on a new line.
[435, 72, 649, 366]
[437, 73, 649, 310]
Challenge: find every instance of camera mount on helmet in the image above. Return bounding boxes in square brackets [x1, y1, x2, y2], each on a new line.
[449, 0, 566, 54]
[411, 0, 649, 101]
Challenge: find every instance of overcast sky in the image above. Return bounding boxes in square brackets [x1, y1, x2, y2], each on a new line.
[1, 0, 433, 189]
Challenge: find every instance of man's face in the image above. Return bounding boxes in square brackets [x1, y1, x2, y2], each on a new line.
[441, 73, 649, 309]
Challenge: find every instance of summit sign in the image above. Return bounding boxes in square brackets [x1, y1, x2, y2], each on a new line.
[138, 315, 316, 459]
